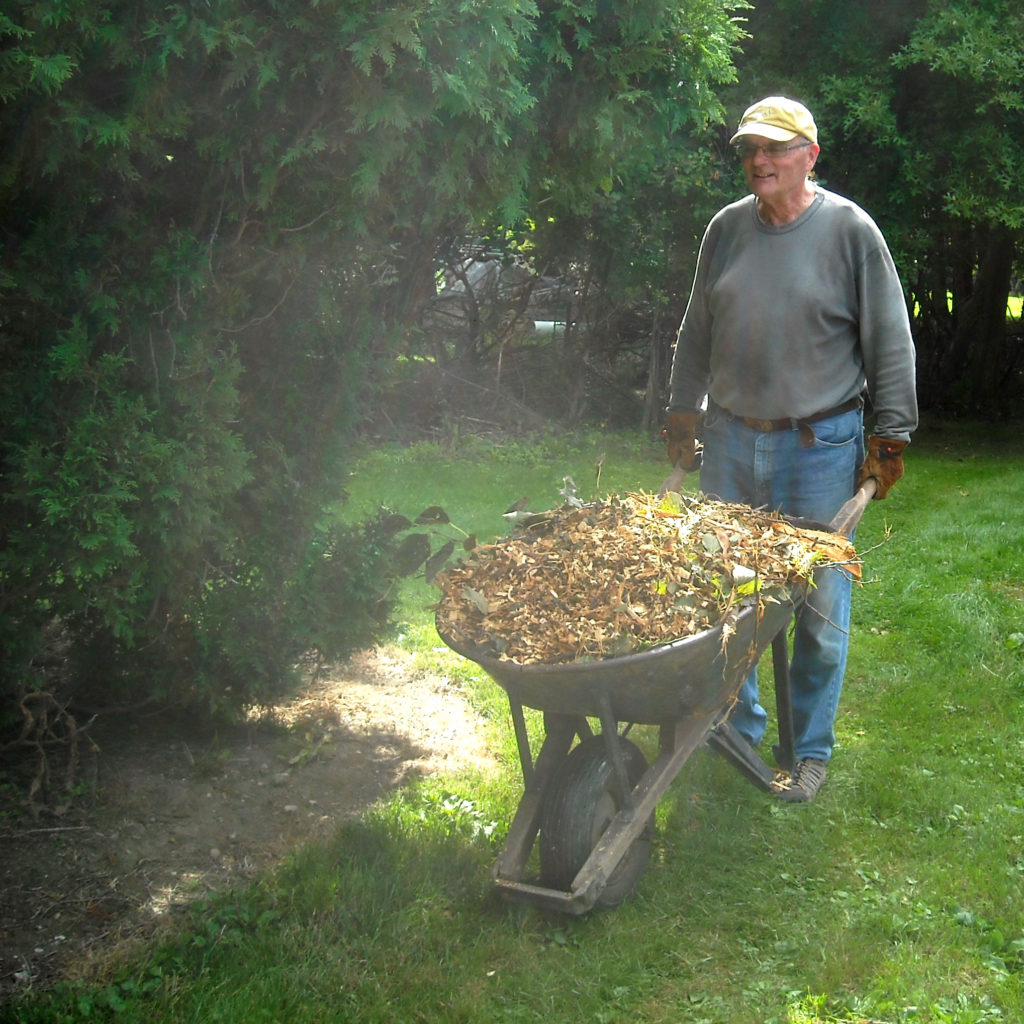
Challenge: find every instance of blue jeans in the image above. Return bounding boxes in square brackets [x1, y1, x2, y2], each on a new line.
[699, 401, 865, 762]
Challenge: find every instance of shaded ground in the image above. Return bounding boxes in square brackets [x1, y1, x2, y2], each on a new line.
[0, 646, 496, 1001]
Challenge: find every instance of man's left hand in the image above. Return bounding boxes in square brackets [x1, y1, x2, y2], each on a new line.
[857, 436, 907, 499]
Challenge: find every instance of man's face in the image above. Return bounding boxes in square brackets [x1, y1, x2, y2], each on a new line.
[737, 134, 819, 206]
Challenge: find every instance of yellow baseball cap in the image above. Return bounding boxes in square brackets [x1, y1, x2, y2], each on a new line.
[730, 96, 818, 145]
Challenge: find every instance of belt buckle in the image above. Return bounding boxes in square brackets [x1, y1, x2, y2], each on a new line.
[749, 417, 775, 432]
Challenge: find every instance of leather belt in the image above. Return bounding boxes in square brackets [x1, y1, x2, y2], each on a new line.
[738, 395, 863, 434]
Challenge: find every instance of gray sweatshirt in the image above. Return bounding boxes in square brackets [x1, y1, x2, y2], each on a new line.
[668, 185, 918, 442]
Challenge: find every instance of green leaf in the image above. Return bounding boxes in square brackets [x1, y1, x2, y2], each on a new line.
[424, 540, 455, 583]
[380, 512, 414, 537]
[415, 506, 450, 526]
[394, 533, 432, 576]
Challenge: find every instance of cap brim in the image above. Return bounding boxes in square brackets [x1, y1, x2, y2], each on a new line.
[729, 124, 800, 144]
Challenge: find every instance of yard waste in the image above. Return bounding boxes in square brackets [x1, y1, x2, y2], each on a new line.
[434, 492, 860, 665]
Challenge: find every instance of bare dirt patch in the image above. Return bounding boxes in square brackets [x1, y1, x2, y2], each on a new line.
[0, 645, 496, 1001]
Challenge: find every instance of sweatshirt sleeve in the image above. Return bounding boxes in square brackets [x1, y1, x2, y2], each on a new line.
[667, 225, 715, 413]
[856, 236, 919, 443]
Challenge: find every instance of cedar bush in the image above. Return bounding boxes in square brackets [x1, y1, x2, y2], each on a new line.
[0, 0, 745, 745]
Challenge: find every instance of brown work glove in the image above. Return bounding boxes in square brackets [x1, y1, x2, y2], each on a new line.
[857, 436, 907, 499]
[662, 411, 702, 471]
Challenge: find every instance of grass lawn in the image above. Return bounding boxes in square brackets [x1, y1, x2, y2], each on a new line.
[7, 419, 1024, 1024]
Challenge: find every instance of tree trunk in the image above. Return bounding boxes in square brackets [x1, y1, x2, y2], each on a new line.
[947, 226, 1016, 410]
[642, 310, 665, 434]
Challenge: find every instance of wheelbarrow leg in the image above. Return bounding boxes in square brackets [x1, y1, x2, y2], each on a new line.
[706, 718, 777, 790]
[707, 622, 796, 786]
[772, 629, 796, 772]
[492, 709, 580, 887]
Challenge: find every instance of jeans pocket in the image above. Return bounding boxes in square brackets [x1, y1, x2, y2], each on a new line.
[811, 411, 863, 450]
[703, 403, 727, 434]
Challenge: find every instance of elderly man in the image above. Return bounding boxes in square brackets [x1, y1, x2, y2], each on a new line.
[664, 96, 918, 801]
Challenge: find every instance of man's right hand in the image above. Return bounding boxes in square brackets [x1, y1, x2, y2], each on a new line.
[662, 411, 702, 471]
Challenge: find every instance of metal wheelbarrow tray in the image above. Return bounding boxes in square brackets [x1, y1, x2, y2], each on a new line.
[437, 586, 803, 915]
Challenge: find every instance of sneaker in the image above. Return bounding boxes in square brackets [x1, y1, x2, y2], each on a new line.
[771, 758, 827, 803]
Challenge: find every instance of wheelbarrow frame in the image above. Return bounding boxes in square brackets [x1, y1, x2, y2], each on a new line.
[436, 482, 874, 914]
[439, 588, 802, 914]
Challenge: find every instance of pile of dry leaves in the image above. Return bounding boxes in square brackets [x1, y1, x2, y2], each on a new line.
[434, 492, 859, 665]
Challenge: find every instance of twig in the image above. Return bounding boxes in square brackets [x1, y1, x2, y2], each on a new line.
[0, 826, 90, 836]
[219, 272, 300, 333]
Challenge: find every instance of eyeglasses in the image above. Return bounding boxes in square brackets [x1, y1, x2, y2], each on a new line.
[733, 140, 812, 160]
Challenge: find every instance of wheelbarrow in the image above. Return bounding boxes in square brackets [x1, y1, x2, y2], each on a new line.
[435, 480, 875, 915]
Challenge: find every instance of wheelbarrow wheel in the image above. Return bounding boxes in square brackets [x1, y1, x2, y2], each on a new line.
[538, 735, 652, 908]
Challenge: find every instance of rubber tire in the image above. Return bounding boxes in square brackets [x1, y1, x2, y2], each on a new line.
[538, 735, 653, 908]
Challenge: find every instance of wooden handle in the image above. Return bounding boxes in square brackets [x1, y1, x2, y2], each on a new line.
[829, 478, 877, 537]
[657, 461, 688, 498]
